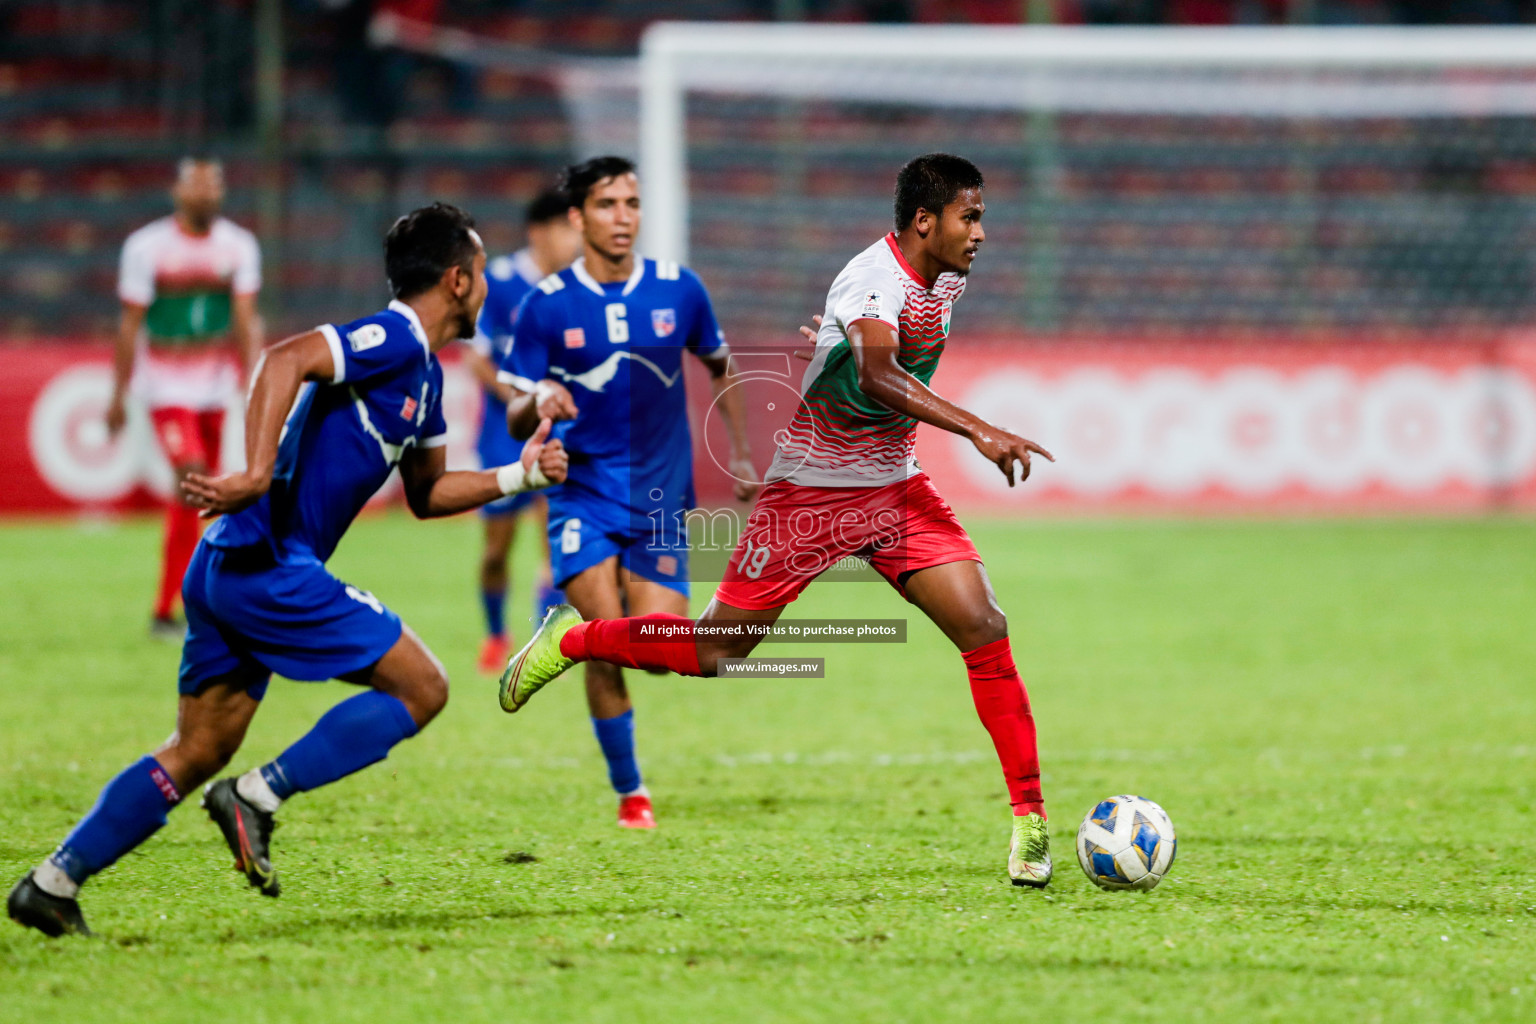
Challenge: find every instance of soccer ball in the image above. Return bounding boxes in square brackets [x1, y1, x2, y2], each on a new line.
[1075, 795, 1177, 891]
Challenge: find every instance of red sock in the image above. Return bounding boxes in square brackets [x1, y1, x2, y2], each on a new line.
[560, 614, 702, 676]
[154, 501, 201, 619]
[964, 637, 1045, 818]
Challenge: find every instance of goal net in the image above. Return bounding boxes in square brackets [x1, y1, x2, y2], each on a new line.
[383, 22, 1536, 511]
[633, 25, 1536, 344]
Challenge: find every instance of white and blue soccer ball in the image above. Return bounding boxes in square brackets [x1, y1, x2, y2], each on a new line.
[1075, 795, 1177, 891]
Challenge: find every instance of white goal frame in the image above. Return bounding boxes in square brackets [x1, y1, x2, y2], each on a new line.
[638, 23, 1536, 264]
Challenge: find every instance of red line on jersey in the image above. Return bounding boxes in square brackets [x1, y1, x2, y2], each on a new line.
[885, 233, 933, 289]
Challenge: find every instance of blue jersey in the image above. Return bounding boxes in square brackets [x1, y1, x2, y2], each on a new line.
[496, 256, 726, 528]
[471, 249, 542, 468]
[205, 299, 448, 565]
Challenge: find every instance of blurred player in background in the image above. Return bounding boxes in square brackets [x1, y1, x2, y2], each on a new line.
[109, 157, 262, 639]
[463, 189, 580, 674]
[7, 204, 567, 937]
[502, 155, 1059, 887]
[498, 156, 757, 830]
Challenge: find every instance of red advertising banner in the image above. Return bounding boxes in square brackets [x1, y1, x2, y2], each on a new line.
[691, 336, 1536, 514]
[11, 338, 1536, 515]
[3, 343, 481, 514]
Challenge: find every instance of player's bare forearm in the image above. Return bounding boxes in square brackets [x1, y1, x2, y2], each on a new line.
[848, 319, 1053, 486]
[508, 379, 578, 441]
[401, 422, 568, 518]
[463, 347, 513, 402]
[407, 467, 507, 518]
[702, 352, 759, 500]
[507, 389, 540, 440]
[859, 354, 982, 437]
[241, 332, 334, 481]
[113, 304, 143, 392]
[232, 292, 262, 379]
[182, 330, 335, 514]
[847, 319, 985, 437]
[108, 303, 145, 434]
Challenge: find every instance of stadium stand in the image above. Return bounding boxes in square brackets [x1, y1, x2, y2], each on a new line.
[4, 0, 1536, 341]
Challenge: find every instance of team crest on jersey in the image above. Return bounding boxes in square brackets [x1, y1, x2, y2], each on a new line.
[399, 395, 418, 421]
[564, 327, 585, 349]
[861, 291, 883, 318]
[651, 308, 676, 338]
[942, 303, 952, 336]
[348, 323, 387, 352]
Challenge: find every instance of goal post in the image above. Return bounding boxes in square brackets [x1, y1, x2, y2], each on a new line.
[638, 23, 1536, 266]
[395, 19, 1536, 510]
[633, 24, 1536, 512]
[639, 23, 1536, 310]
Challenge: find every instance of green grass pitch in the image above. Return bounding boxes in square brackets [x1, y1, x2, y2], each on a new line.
[2, 512, 1535, 1022]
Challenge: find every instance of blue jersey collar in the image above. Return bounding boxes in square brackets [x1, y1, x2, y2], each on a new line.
[387, 299, 432, 357]
[572, 256, 646, 299]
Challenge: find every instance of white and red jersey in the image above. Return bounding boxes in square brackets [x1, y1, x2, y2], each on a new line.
[767, 233, 966, 487]
[118, 215, 261, 410]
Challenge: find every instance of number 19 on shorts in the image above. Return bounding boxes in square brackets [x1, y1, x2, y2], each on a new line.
[738, 537, 772, 579]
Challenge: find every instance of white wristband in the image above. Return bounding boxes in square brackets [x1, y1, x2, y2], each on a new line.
[496, 460, 550, 496]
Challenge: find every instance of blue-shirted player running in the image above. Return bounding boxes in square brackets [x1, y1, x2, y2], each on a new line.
[498, 156, 757, 830]
[462, 189, 579, 674]
[7, 204, 568, 937]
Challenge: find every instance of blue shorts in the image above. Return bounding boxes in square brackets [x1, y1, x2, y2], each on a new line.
[476, 411, 544, 519]
[547, 498, 690, 597]
[178, 542, 403, 700]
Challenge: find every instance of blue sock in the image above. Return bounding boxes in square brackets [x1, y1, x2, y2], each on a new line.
[536, 583, 564, 620]
[482, 587, 506, 639]
[591, 709, 641, 794]
[50, 756, 182, 883]
[259, 691, 418, 799]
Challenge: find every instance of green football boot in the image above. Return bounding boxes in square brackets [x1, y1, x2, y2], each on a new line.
[1008, 812, 1053, 888]
[499, 604, 583, 713]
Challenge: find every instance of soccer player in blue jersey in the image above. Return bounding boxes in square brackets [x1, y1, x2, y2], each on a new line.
[498, 156, 757, 829]
[7, 204, 568, 937]
[463, 189, 580, 674]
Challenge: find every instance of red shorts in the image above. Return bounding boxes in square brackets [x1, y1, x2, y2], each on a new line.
[150, 407, 225, 471]
[714, 473, 981, 611]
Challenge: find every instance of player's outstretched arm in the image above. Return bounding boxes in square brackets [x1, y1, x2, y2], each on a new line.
[399, 418, 568, 519]
[106, 302, 146, 436]
[232, 292, 264, 383]
[847, 318, 1054, 487]
[181, 329, 334, 515]
[698, 352, 759, 501]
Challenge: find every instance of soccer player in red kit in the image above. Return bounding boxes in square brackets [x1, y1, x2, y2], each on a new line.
[109, 158, 262, 638]
[502, 153, 1057, 886]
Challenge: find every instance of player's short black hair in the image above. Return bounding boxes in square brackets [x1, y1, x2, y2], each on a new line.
[384, 202, 479, 300]
[176, 155, 221, 177]
[894, 153, 985, 231]
[561, 155, 637, 208]
[525, 187, 571, 226]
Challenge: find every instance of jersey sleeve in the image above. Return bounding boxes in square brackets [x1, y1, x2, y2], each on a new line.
[232, 228, 262, 296]
[496, 293, 549, 393]
[420, 373, 449, 449]
[834, 264, 904, 331]
[682, 270, 728, 358]
[317, 319, 423, 387]
[117, 229, 155, 306]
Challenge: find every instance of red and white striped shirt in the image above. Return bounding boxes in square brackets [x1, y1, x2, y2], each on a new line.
[768, 234, 965, 487]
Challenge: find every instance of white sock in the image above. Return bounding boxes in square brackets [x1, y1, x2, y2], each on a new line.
[32, 860, 79, 900]
[236, 769, 283, 814]
[620, 785, 650, 800]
